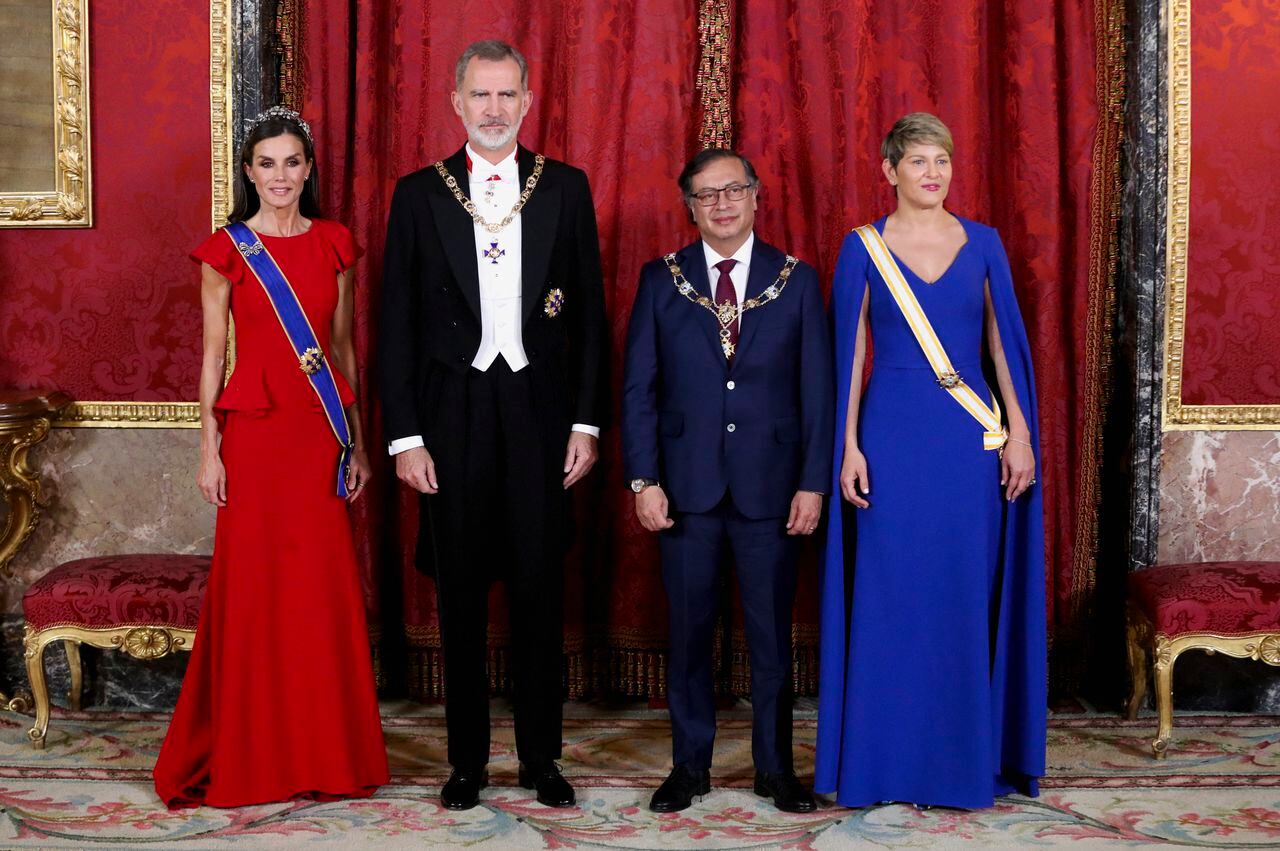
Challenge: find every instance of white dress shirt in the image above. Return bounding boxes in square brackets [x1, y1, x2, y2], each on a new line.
[388, 144, 597, 456]
[468, 146, 528, 372]
[702, 231, 755, 329]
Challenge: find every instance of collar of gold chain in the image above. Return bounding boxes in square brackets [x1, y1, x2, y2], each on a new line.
[663, 252, 799, 358]
[434, 154, 545, 235]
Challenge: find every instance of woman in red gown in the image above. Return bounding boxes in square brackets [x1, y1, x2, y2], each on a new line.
[153, 108, 389, 807]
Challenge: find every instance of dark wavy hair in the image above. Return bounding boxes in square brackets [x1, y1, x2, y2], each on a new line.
[228, 117, 322, 223]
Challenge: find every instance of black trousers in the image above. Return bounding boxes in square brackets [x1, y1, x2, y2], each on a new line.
[657, 492, 799, 775]
[421, 358, 567, 770]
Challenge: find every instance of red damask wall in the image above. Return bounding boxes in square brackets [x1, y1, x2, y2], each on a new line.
[1183, 0, 1280, 405]
[0, 0, 210, 400]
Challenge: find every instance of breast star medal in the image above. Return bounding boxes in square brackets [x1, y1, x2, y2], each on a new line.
[298, 346, 324, 375]
[484, 241, 505, 264]
[544, 288, 565, 317]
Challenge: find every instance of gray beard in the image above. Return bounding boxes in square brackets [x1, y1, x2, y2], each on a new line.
[466, 121, 519, 152]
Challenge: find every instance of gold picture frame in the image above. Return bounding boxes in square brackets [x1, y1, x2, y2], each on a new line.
[0, 0, 92, 228]
[55, 0, 234, 427]
[1162, 0, 1280, 430]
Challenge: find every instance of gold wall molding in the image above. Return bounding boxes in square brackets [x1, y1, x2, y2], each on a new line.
[57, 401, 200, 427]
[58, 0, 233, 427]
[1162, 0, 1280, 430]
[0, 0, 92, 228]
[211, 0, 234, 231]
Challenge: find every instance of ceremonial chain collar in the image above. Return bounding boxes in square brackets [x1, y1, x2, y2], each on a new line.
[664, 252, 799, 359]
[434, 154, 545, 234]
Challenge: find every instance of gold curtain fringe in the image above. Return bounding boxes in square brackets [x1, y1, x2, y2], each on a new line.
[1051, 0, 1127, 695]
[696, 0, 733, 149]
[400, 635, 821, 701]
[274, 0, 300, 109]
[404, 647, 594, 701]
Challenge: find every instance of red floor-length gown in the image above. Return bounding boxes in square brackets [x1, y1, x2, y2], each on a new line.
[154, 219, 389, 808]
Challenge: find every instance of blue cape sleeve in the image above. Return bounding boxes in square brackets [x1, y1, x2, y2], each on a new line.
[982, 225, 1048, 792]
[814, 230, 868, 792]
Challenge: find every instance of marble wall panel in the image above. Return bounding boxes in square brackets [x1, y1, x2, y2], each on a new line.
[1158, 430, 1280, 564]
[1, 428, 215, 612]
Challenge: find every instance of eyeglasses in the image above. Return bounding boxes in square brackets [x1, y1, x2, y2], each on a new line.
[688, 182, 756, 206]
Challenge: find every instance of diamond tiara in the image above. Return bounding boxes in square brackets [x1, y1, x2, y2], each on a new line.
[246, 105, 313, 144]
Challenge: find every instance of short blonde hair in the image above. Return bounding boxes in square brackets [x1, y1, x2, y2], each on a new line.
[881, 113, 954, 167]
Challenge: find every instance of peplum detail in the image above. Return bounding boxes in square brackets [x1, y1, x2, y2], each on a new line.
[215, 359, 354, 419]
[213, 367, 273, 416]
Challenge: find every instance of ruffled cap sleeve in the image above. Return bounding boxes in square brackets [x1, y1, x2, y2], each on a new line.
[190, 227, 246, 285]
[317, 219, 362, 272]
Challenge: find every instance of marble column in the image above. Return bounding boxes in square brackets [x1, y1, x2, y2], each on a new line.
[1113, 0, 1166, 574]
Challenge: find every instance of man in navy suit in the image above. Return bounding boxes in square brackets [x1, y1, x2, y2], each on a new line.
[621, 150, 834, 813]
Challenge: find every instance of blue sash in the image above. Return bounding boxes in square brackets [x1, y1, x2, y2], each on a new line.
[224, 221, 354, 497]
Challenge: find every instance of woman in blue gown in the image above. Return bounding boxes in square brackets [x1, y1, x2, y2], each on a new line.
[815, 113, 1046, 809]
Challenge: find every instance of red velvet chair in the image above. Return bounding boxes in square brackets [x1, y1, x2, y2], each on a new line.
[1126, 561, 1280, 757]
[22, 554, 209, 748]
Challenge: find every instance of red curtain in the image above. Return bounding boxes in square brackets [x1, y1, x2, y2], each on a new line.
[297, 0, 1119, 696]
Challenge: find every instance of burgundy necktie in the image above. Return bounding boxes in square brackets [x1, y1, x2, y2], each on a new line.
[714, 258, 739, 358]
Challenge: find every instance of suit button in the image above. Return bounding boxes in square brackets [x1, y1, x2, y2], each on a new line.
[726, 423, 736, 433]
[457, 355, 468, 364]
[726, 380, 736, 390]
[450, 320, 458, 328]
[440, 286, 449, 294]
[528, 348, 538, 357]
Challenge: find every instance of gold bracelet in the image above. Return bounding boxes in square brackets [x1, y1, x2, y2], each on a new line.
[1009, 437, 1032, 448]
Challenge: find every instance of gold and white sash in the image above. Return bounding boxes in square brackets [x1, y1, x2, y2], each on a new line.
[854, 224, 1008, 452]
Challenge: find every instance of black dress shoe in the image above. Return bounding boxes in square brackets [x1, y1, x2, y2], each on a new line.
[754, 771, 816, 813]
[518, 762, 576, 808]
[649, 765, 711, 813]
[441, 767, 488, 810]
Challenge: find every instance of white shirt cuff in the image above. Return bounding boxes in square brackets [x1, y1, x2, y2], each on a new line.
[388, 435, 425, 455]
[571, 424, 600, 439]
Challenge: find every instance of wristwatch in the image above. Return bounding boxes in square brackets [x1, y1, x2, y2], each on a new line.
[629, 478, 659, 493]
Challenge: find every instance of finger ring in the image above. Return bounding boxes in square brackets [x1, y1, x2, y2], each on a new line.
[1029, 478, 1037, 485]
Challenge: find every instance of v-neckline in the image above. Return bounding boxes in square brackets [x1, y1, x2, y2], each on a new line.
[877, 218, 969, 286]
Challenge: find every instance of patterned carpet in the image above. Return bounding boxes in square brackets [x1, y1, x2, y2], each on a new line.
[1, 701, 1279, 848]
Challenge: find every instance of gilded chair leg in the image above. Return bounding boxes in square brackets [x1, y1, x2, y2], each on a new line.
[1152, 636, 1176, 758]
[1125, 611, 1150, 720]
[24, 635, 50, 749]
[64, 640, 82, 712]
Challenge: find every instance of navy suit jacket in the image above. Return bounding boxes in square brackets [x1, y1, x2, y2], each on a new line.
[622, 238, 835, 519]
